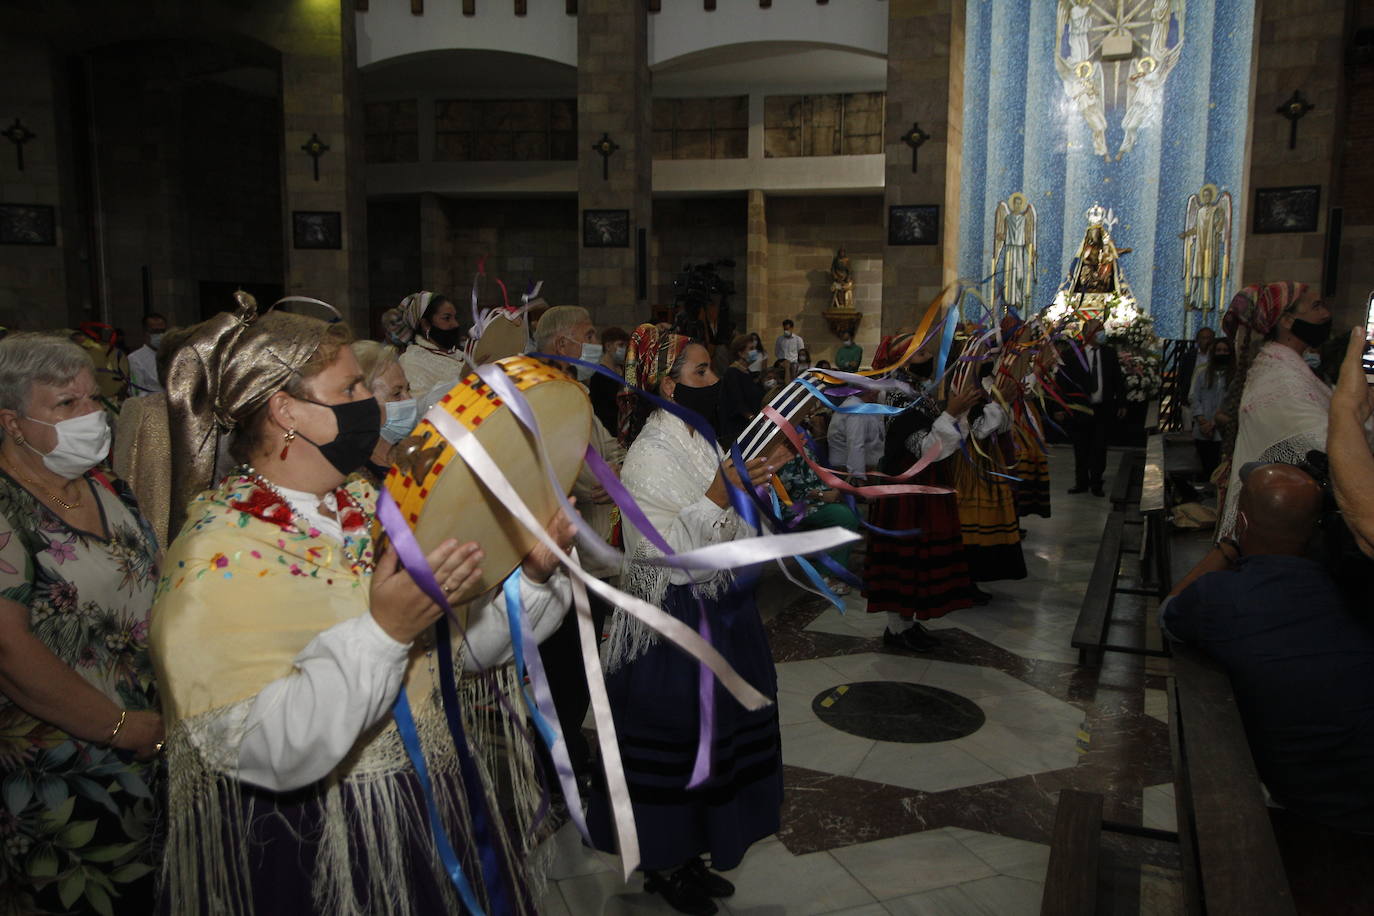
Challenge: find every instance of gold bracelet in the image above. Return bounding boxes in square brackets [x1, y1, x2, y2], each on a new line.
[107, 709, 128, 746]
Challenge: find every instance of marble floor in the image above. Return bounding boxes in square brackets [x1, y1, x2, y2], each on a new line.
[534, 446, 1182, 914]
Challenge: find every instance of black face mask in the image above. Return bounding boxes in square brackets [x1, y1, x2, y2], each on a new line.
[1289, 317, 1332, 348]
[1211, 353, 1232, 368]
[297, 397, 382, 475]
[427, 325, 463, 351]
[672, 379, 722, 430]
[910, 357, 934, 379]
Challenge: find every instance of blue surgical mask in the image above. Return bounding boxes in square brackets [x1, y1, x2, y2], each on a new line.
[380, 398, 418, 443]
[1093, 331, 1107, 346]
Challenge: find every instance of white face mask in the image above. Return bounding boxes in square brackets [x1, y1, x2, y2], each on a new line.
[148, 332, 164, 350]
[613, 344, 627, 365]
[380, 398, 418, 444]
[577, 343, 603, 380]
[783, 331, 793, 338]
[23, 411, 111, 480]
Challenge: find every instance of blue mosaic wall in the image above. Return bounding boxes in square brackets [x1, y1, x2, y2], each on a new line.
[955, 0, 1255, 339]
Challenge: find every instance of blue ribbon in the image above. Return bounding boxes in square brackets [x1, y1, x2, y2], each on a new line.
[393, 691, 486, 916]
[501, 569, 558, 747]
[435, 615, 519, 915]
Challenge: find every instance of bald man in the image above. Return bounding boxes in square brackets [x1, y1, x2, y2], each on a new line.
[1162, 463, 1374, 834]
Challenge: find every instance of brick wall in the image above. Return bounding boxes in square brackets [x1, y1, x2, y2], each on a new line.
[366, 197, 420, 334]
[764, 194, 884, 365]
[651, 197, 747, 316]
[1242, 0, 1348, 306]
[0, 36, 68, 329]
[422, 197, 579, 315]
[1333, 11, 1374, 326]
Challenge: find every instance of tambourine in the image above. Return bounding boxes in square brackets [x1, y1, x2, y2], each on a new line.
[467, 309, 529, 366]
[734, 369, 826, 462]
[386, 355, 591, 604]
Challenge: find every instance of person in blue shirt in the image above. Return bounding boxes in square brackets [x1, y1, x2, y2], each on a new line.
[1162, 462, 1374, 834]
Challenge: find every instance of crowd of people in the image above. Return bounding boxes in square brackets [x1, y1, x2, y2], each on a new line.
[1167, 282, 1374, 838]
[0, 281, 1371, 914]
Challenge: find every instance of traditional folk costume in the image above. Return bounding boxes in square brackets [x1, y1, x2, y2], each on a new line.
[952, 395, 1027, 583]
[392, 291, 468, 399]
[863, 393, 974, 628]
[588, 326, 782, 909]
[1011, 394, 1053, 519]
[1217, 283, 1353, 538]
[152, 303, 569, 916]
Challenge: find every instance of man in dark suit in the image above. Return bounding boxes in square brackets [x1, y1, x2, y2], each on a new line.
[1054, 317, 1126, 496]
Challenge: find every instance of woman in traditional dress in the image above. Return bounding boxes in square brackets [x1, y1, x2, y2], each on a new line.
[950, 340, 1027, 589]
[1216, 282, 1348, 537]
[151, 300, 572, 915]
[350, 340, 416, 483]
[862, 335, 984, 649]
[1011, 337, 1057, 520]
[588, 325, 785, 916]
[0, 334, 164, 915]
[390, 291, 467, 399]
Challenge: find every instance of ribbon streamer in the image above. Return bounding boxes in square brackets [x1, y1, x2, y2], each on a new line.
[394, 691, 486, 915]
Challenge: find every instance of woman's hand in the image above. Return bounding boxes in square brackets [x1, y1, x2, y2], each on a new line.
[112, 710, 165, 760]
[947, 384, 984, 417]
[370, 539, 483, 644]
[1331, 326, 1374, 424]
[522, 502, 578, 584]
[707, 455, 778, 508]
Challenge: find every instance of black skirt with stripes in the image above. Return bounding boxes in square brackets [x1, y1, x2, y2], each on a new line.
[862, 461, 974, 620]
[587, 583, 783, 872]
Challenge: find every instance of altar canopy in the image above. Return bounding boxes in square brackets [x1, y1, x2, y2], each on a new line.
[956, 0, 1255, 339]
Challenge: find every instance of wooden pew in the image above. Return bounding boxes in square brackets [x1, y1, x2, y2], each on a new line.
[1169, 645, 1296, 914]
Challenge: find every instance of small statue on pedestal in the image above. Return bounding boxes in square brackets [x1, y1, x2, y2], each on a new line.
[830, 247, 855, 311]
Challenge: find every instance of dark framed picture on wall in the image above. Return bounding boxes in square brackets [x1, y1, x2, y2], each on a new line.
[0, 204, 56, 246]
[292, 211, 343, 250]
[1252, 186, 1321, 234]
[888, 205, 940, 246]
[583, 209, 630, 248]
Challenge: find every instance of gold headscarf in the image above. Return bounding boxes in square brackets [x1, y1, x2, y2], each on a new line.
[164, 292, 340, 534]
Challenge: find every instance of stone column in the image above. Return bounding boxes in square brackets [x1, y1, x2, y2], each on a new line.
[577, 0, 651, 329]
[278, 0, 369, 331]
[746, 189, 769, 336]
[881, 0, 966, 336]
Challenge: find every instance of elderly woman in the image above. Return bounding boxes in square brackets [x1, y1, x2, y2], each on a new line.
[0, 334, 163, 915]
[390, 291, 466, 398]
[588, 325, 786, 916]
[350, 340, 416, 482]
[151, 300, 572, 915]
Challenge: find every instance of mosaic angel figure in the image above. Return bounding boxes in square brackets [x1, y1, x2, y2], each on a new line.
[993, 192, 1038, 312]
[1180, 183, 1233, 332]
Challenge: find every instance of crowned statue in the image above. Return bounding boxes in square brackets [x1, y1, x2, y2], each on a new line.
[1067, 204, 1133, 317]
[1179, 183, 1233, 337]
[993, 192, 1038, 312]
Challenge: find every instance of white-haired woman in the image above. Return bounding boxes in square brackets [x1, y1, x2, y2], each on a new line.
[350, 340, 417, 483]
[0, 333, 164, 916]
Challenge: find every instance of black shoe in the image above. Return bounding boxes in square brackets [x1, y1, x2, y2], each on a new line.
[680, 857, 736, 898]
[1068, 485, 1089, 494]
[645, 869, 718, 915]
[908, 620, 942, 646]
[1091, 486, 1105, 497]
[969, 584, 993, 605]
[883, 626, 937, 652]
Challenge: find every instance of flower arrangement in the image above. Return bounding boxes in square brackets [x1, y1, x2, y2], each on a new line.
[1101, 295, 1163, 403]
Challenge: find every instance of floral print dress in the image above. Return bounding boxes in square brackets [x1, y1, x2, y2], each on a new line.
[0, 469, 161, 916]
